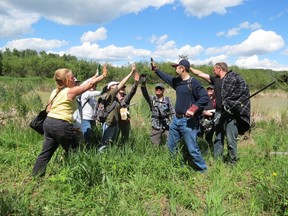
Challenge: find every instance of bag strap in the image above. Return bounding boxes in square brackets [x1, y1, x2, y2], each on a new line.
[44, 88, 63, 109]
[106, 100, 117, 113]
[81, 98, 90, 109]
[187, 77, 193, 92]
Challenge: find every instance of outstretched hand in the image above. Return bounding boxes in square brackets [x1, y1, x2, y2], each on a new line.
[134, 71, 140, 82]
[151, 61, 157, 71]
[102, 64, 107, 78]
[139, 74, 147, 84]
[131, 63, 136, 74]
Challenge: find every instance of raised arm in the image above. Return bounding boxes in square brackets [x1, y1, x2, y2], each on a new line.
[140, 83, 153, 110]
[124, 72, 139, 105]
[190, 67, 211, 83]
[68, 64, 107, 100]
[117, 64, 136, 90]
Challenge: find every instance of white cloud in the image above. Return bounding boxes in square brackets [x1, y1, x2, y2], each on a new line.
[226, 22, 261, 37]
[230, 29, 284, 56]
[270, 9, 288, 20]
[235, 55, 288, 71]
[180, 0, 244, 18]
[80, 27, 107, 43]
[5, 38, 67, 51]
[207, 29, 285, 56]
[150, 34, 204, 59]
[0, 2, 39, 38]
[3, 0, 174, 25]
[67, 42, 151, 61]
[150, 34, 169, 45]
[191, 54, 229, 66]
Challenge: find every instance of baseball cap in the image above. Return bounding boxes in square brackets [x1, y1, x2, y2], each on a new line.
[155, 83, 165, 89]
[207, 85, 214, 90]
[107, 81, 119, 89]
[171, 59, 190, 69]
[74, 77, 81, 83]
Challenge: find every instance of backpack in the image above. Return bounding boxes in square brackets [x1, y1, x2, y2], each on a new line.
[93, 96, 117, 123]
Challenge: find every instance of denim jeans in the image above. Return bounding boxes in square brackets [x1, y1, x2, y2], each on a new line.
[81, 119, 96, 147]
[168, 116, 207, 172]
[32, 117, 78, 177]
[214, 111, 238, 163]
[99, 122, 119, 150]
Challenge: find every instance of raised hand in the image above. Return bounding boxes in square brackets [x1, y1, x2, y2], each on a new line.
[131, 63, 136, 74]
[102, 64, 107, 78]
[150, 58, 157, 71]
[134, 71, 140, 82]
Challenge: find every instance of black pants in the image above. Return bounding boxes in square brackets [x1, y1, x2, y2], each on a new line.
[32, 117, 78, 177]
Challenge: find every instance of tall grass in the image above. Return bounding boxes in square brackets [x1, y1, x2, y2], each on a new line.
[0, 78, 287, 215]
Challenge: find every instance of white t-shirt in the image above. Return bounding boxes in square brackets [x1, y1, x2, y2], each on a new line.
[81, 90, 101, 120]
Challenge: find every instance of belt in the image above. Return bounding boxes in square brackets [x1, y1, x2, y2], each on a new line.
[175, 113, 185, 118]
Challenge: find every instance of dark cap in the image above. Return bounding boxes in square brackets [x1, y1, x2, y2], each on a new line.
[171, 59, 190, 69]
[207, 85, 214, 90]
[155, 83, 165, 89]
[74, 77, 81, 83]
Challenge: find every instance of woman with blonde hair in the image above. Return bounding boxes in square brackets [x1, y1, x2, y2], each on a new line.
[32, 65, 107, 177]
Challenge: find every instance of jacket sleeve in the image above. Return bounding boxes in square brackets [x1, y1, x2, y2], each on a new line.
[124, 82, 138, 105]
[191, 79, 209, 112]
[155, 69, 175, 89]
[140, 84, 153, 110]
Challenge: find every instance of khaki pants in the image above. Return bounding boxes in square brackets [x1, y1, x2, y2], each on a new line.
[150, 127, 169, 146]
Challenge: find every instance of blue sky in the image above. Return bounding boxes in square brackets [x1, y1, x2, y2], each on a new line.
[1, 0, 288, 71]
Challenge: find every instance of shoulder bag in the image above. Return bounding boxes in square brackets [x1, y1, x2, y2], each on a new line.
[29, 90, 61, 135]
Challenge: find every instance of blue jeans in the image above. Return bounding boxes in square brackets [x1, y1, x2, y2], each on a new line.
[168, 116, 207, 172]
[99, 122, 119, 150]
[81, 119, 96, 147]
[32, 117, 78, 177]
[214, 111, 238, 163]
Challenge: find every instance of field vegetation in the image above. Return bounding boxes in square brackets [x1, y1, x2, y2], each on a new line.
[0, 49, 288, 215]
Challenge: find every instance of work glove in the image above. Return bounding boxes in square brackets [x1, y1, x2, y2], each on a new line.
[140, 74, 147, 84]
[186, 104, 199, 117]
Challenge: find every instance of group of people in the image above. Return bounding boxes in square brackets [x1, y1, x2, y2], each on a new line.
[32, 59, 251, 177]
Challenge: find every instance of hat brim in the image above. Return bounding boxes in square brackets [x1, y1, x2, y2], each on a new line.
[171, 64, 179, 67]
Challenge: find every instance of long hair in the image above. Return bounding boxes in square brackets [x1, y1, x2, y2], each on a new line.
[53, 68, 72, 91]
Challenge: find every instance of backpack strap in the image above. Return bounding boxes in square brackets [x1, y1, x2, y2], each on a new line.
[81, 98, 90, 109]
[187, 77, 193, 92]
[152, 95, 156, 105]
[106, 100, 117, 114]
[164, 96, 170, 107]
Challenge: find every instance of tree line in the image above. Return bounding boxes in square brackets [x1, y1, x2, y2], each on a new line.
[0, 48, 286, 90]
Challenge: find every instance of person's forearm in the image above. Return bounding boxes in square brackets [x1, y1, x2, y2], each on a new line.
[118, 70, 134, 89]
[190, 67, 211, 83]
[140, 85, 152, 109]
[125, 82, 138, 104]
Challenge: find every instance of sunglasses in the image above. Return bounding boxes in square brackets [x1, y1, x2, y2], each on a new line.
[155, 87, 164, 90]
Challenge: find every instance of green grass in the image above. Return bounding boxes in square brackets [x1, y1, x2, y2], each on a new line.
[0, 78, 288, 215]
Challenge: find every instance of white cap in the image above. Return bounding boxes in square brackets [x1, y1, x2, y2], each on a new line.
[107, 81, 119, 89]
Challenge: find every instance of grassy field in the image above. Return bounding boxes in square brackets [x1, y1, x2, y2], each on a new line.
[0, 78, 287, 215]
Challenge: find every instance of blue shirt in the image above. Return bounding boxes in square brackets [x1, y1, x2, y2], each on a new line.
[155, 69, 209, 115]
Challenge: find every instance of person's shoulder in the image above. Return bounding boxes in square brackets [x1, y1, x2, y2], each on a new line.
[190, 76, 202, 85]
[172, 76, 182, 84]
